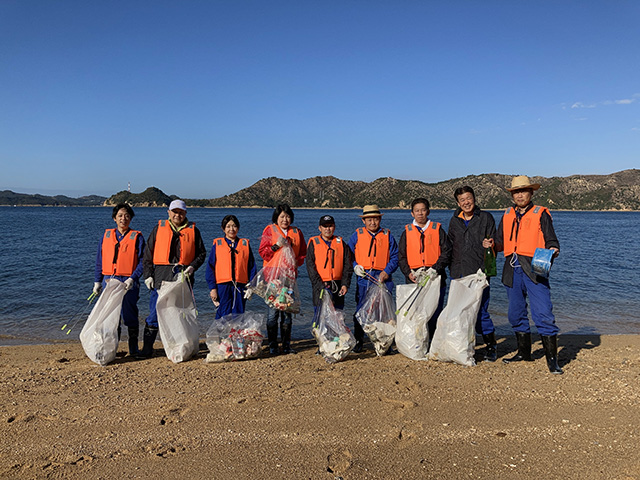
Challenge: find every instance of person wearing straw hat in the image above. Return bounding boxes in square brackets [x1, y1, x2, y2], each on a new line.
[447, 187, 498, 361]
[348, 205, 399, 353]
[399, 197, 451, 343]
[495, 176, 562, 374]
[138, 199, 207, 358]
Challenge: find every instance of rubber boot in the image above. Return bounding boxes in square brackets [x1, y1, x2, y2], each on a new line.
[502, 332, 533, 364]
[352, 315, 364, 353]
[541, 335, 563, 374]
[127, 326, 139, 356]
[136, 326, 158, 359]
[281, 323, 296, 354]
[482, 332, 498, 362]
[267, 324, 279, 356]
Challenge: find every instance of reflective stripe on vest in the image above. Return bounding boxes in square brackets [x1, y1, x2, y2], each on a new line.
[153, 220, 196, 266]
[101, 229, 140, 277]
[213, 237, 250, 284]
[405, 222, 440, 268]
[354, 228, 390, 270]
[309, 235, 344, 281]
[503, 205, 548, 257]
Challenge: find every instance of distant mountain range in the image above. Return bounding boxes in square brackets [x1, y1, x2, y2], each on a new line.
[0, 190, 106, 207]
[3, 169, 639, 210]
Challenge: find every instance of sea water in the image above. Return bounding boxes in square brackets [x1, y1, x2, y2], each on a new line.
[1, 207, 639, 345]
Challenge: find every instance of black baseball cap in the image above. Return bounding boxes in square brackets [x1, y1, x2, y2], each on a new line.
[319, 215, 335, 226]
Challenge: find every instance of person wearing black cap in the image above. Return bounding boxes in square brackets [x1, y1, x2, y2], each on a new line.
[306, 215, 353, 310]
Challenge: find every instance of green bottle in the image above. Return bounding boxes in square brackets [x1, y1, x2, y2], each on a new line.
[483, 237, 497, 277]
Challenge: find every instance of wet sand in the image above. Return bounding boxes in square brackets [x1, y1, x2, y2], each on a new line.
[1, 335, 639, 479]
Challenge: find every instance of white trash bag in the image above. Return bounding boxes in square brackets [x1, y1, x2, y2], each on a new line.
[80, 278, 127, 366]
[428, 269, 488, 366]
[311, 290, 356, 364]
[156, 273, 200, 363]
[395, 272, 441, 360]
[355, 282, 396, 356]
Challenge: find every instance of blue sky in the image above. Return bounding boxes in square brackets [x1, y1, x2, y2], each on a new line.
[1, 1, 638, 198]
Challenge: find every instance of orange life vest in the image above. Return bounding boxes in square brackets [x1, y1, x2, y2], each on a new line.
[153, 220, 196, 266]
[309, 235, 344, 281]
[405, 222, 441, 268]
[502, 206, 549, 257]
[264, 224, 304, 268]
[213, 237, 250, 284]
[101, 229, 141, 277]
[354, 228, 390, 271]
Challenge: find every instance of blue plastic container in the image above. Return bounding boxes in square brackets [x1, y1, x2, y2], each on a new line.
[531, 248, 554, 278]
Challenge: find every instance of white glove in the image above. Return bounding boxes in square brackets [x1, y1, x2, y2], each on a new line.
[93, 282, 102, 295]
[144, 277, 154, 290]
[184, 266, 194, 276]
[412, 267, 427, 283]
[354, 265, 366, 277]
[243, 288, 253, 300]
[276, 236, 287, 248]
[124, 278, 134, 291]
[426, 267, 437, 279]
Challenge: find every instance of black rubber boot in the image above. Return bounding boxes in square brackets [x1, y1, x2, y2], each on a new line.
[482, 332, 497, 362]
[502, 332, 533, 363]
[267, 324, 279, 355]
[281, 323, 296, 354]
[541, 335, 563, 374]
[352, 315, 364, 353]
[127, 326, 139, 356]
[136, 326, 158, 359]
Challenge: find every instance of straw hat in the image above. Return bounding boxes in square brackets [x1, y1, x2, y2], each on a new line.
[506, 175, 541, 192]
[359, 205, 383, 218]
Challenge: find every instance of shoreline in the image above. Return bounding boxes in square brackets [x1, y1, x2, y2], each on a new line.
[3, 204, 640, 212]
[2, 335, 639, 479]
[2, 331, 639, 349]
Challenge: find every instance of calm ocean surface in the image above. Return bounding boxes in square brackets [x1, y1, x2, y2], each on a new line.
[1, 207, 639, 345]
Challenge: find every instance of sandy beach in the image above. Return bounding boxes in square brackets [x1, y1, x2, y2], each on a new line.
[1, 335, 639, 480]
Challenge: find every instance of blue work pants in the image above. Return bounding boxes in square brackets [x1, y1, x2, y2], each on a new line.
[505, 267, 558, 336]
[102, 277, 139, 328]
[427, 282, 447, 341]
[215, 282, 247, 319]
[267, 307, 292, 331]
[475, 283, 495, 336]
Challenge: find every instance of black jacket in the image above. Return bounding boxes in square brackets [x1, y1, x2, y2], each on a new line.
[448, 207, 496, 279]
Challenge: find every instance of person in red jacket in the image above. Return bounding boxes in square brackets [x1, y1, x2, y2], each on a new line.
[258, 204, 307, 355]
